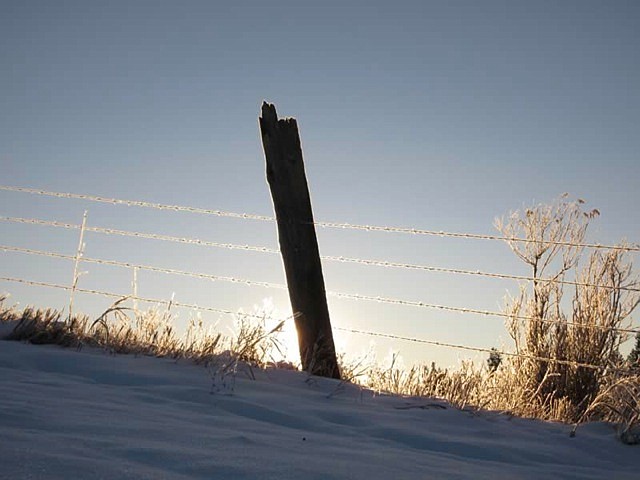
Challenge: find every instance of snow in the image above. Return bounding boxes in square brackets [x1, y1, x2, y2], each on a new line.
[0, 339, 638, 480]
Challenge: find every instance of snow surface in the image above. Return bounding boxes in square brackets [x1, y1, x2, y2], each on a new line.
[1, 339, 638, 480]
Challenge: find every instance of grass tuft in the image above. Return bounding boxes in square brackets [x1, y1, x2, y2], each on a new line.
[0, 295, 279, 370]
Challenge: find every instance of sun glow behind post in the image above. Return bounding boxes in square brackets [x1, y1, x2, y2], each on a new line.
[253, 297, 352, 366]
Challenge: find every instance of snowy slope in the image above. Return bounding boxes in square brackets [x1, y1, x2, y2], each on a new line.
[0, 340, 638, 480]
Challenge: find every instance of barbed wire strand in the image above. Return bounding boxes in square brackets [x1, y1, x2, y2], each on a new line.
[0, 185, 275, 222]
[0, 244, 288, 291]
[0, 273, 619, 371]
[2, 244, 638, 336]
[321, 255, 640, 293]
[2, 185, 638, 252]
[334, 327, 614, 371]
[317, 221, 640, 252]
[0, 275, 270, 320]
[0, 216, 279, 254]
[327, 290, 640, 336]
[2, 215, 638, 294]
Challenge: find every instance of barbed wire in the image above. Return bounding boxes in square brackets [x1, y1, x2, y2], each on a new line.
[2, 244, 638, 336]
[2, 215, 638, 294]
[2, 185, 638, 252]
[0, 275, 270, 320]
[0, 273, 634, 371]
[0, 244, 288, 290]
[0, 216, 279, 254]
[322, 255, 640, 293]
[0, 185, 275, 222]
[3, 187, 637, 372]
[328, 290, 640, 336]
[317, 221, 640, 252]
[334, 327, 614, 371]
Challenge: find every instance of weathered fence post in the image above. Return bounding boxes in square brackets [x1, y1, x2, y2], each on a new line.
[259, 102, 341, 379]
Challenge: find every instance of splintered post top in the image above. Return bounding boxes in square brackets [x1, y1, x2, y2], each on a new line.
[261, 101, 278, 124]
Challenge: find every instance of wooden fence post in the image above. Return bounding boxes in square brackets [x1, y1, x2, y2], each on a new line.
[259, 102, 341, 379]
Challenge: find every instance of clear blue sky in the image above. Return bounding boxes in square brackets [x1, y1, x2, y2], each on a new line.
[1, 0, 639, 367]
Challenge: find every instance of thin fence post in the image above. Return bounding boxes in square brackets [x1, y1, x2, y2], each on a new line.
[68, 210, 88, 321]
[259, 101, 340, 379]
[131, 266, 139, 314]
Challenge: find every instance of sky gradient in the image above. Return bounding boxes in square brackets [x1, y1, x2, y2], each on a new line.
[1, 0, 639, 367]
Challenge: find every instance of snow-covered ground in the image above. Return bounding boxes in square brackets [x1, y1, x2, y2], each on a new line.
[1, 339, 638, 480]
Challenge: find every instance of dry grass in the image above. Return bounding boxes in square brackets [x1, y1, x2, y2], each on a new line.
[0, 294, 281, 370]
[574, 372, 640, 444]
[355, 351, 639, 443]
[493, 197, 640, 425]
